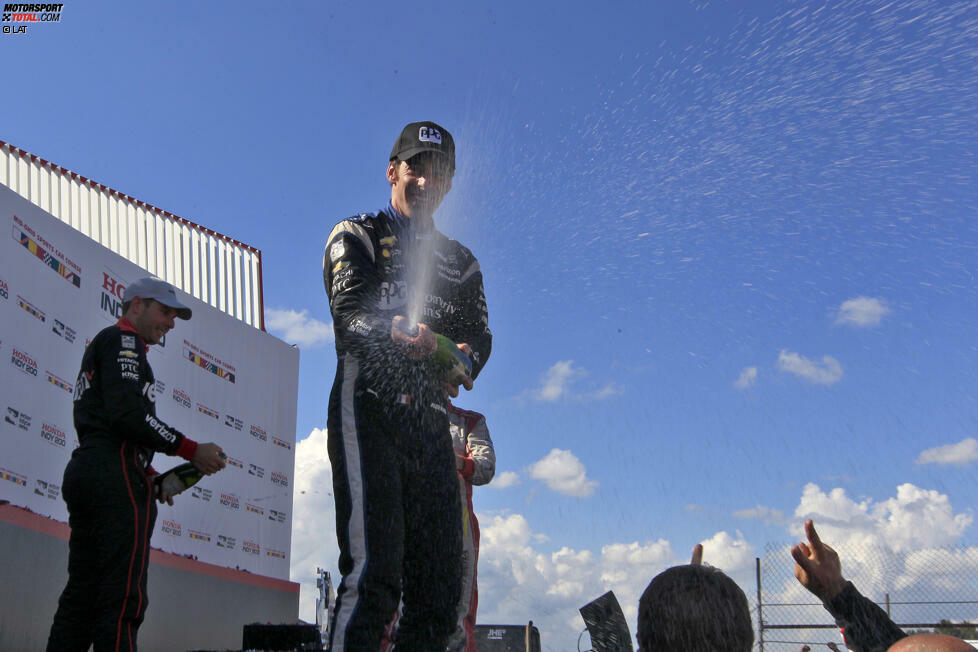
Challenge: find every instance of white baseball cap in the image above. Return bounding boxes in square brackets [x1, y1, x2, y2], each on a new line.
[123, 277, 192, 320]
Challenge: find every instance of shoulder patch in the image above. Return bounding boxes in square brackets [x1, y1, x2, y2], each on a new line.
[347, 211, 376, 224]
[121, 335, 136, 350]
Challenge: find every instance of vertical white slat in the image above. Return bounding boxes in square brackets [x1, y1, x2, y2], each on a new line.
[37, 161, 50, 213]
[207, 234, 218, 308]
[218, 239, 229, 312]
[144, 207, 157, 277]
[190, 229, 202, 300]
[115, 195, 129, 259]
[28, 157, 39, 203]
[233, 247, 243, 320]
[16, 152, 29, 201]
[166, 218, 178, 286]
[57, 170, 69, 226]
[101, 188, 114, 251]
[179, 223, 192, 295]
[252, 250, 262, 329]
[242, 250, 254, 327]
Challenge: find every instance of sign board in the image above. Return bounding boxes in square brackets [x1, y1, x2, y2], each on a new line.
[0, 184, 299, 580]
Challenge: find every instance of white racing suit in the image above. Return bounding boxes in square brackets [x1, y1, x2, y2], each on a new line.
[446, 403, 496, 652]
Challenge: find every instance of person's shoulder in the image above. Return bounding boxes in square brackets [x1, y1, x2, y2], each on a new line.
[335, 210, 384, 227]
[436, 230, 479, 261]
[447, 403, 485, 422]
[89, 323, 136, 352]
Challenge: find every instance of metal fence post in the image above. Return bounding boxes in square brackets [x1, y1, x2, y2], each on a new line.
[756, 557, 764, 652]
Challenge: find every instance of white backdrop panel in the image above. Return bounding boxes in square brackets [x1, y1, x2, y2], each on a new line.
[0, 185, 299, 580]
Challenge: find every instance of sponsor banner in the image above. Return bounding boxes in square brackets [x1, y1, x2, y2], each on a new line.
[249, 424, 267, 442]
[172, 387, 191, 409]
[183, 340, 236, 384]
[17, 294, 45, 322]
[51, 318, 77, 343]
[10, 347, 38, 377]
[39, 422, 67, 448]
[188, 529, 212, 543]
[12, 215, 82, 288]
[266, 549, 287, 560]
[191, 485, 213, 502]
[45, 370, 73, 394]
[224, 413, 243, 431]
[33, 478, 60, 500]
[270, 471, 289, 488]
[1, 186, 298, 579]
[196, 402, 219, 420]
[1, 467, 27, 487]
[161, 519, 183, 537]
[4, 406, 31, 431]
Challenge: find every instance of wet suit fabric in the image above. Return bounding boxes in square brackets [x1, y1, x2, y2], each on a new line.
[323, 203, 492, 651]
[47, 319, 197, 652]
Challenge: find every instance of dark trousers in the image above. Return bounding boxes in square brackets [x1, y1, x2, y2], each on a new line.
[47, 442, 157, 652]
[327, 358, 462, 651]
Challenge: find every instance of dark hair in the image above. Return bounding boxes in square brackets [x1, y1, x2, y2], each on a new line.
[637, 565, 754, 652]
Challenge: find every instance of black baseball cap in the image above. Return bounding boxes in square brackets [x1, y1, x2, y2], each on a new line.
[389, 121, 455, 174]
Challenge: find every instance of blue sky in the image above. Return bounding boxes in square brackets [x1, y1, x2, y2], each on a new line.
[4, 1, 978, 648]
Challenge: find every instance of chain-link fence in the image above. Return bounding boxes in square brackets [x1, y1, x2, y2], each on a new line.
[752, 541, 978, 651]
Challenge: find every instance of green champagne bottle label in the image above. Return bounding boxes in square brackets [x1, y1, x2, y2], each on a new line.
[433, 333, 473, 385]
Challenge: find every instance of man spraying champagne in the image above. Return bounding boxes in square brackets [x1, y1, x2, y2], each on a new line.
[323, 121, 492, 651]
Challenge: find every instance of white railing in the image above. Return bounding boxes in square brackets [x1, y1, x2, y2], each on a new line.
[0, 140, 264, 330]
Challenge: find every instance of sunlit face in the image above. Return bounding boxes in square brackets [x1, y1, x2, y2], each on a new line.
[388, 153, 453, 220]
[127, 298, 178, 345]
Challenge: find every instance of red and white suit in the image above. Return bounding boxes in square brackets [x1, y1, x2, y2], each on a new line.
[447, 403, 495, 652]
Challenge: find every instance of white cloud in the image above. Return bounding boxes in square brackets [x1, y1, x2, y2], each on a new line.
[698, 531, 755, 575]
[266, 308, 333, 348]
[835, 296, 890, 327]
[733, 505, 785, 525]
[535, 360, 584, 401]
[489, 470, 521, 489]
[526, 360, 620, 402]
[733, 366, 758, 390]
[289, 428, 340, 622]
[774, 482, 977, 612]
[777, 350, 844, 386]
[793, 482, 973, 555]
[528, 449, 599, 497]
[916, 438, 978, 467]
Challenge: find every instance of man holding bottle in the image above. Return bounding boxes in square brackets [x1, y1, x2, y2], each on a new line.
[323, 121, 492, 651]
[46, 277, 226, 652]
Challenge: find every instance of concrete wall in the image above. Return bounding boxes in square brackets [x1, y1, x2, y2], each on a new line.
[0, 504, 299, 651]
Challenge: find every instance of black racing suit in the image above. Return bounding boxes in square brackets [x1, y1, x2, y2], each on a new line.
[323, 202, 492, 651]
[47, 318, 198, 652]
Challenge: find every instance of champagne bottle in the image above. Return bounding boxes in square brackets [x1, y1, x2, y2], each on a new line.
[394, 320, 473, 385]
[155, 462, 203, 497]
[155, 452, 226, 497]
[432, 333, 473, 386]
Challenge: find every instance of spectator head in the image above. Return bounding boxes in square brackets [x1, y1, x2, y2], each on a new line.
[637, 564, 754, 652]
[888, 634, 976, 652]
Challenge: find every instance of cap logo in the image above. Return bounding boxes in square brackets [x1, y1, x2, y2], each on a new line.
[419, 126, 442, 144]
